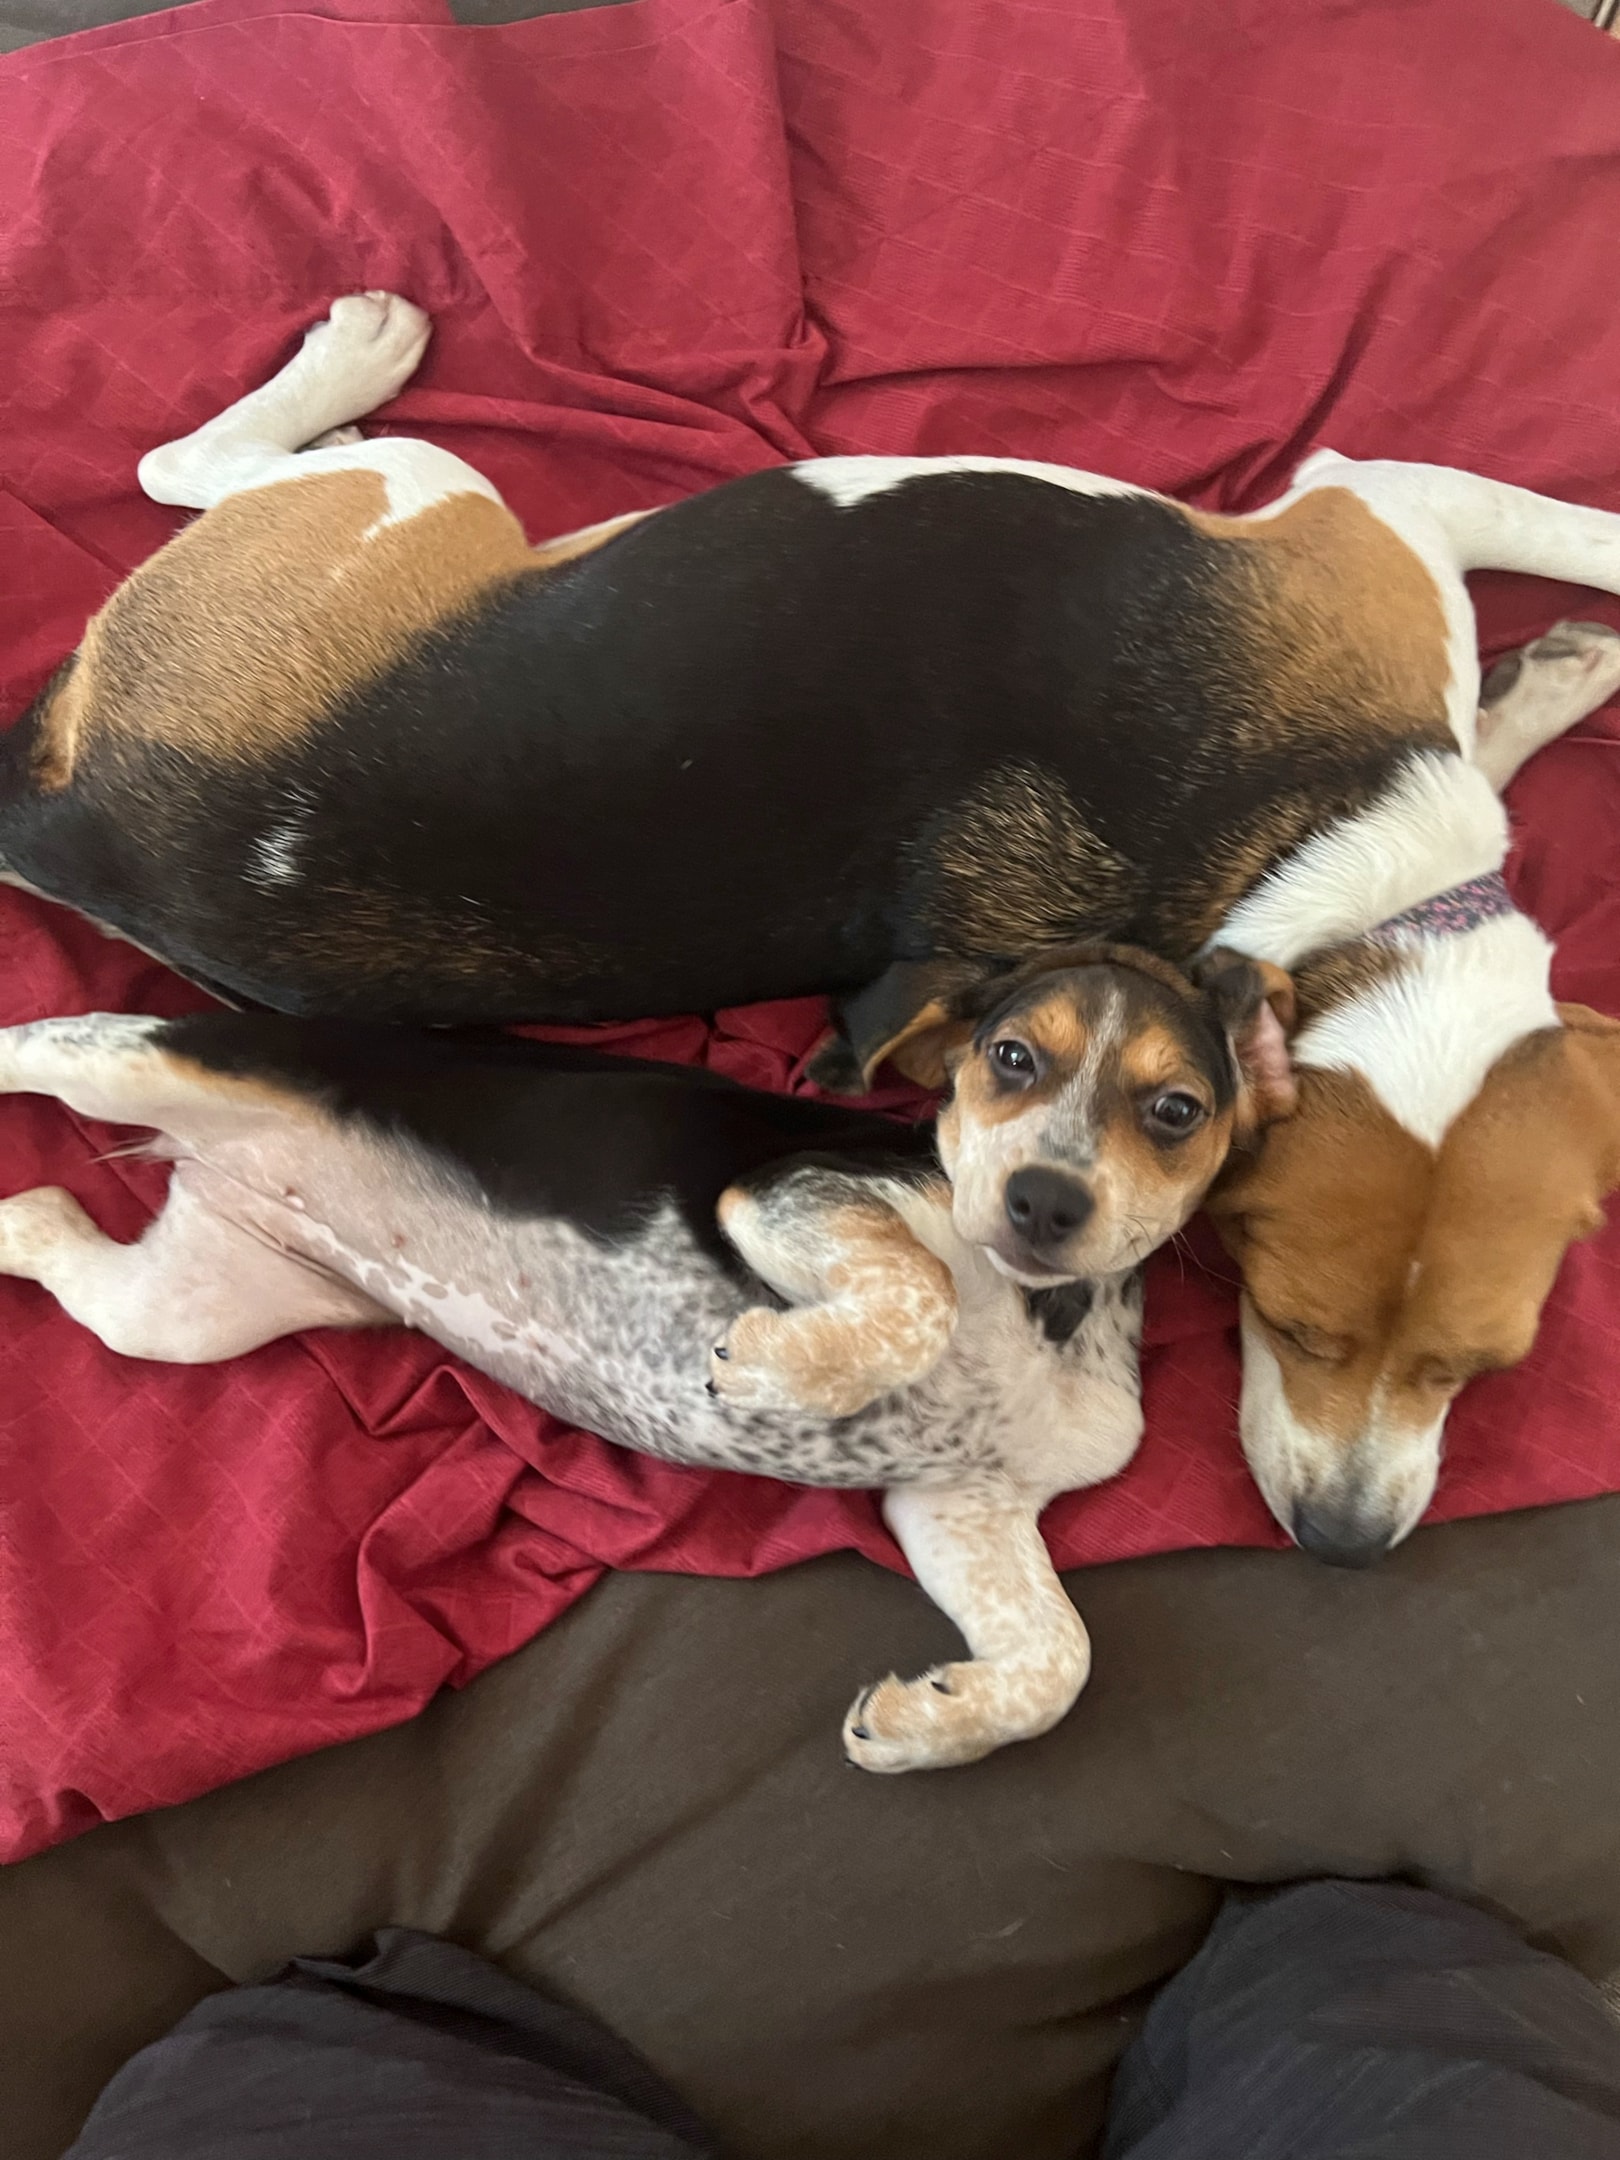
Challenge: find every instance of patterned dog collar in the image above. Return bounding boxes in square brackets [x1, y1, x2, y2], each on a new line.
[1368, 870, 1515, 944]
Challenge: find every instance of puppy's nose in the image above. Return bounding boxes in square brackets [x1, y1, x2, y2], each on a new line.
[1004, 1167, 1094, 1251]
[1290, 1505, 1395, 1571]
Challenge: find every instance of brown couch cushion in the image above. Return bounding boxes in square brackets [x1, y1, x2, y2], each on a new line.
[6, 1495, 1620, 2160]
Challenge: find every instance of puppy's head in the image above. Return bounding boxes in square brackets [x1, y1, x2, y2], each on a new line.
[884, 943, 1295, 1283]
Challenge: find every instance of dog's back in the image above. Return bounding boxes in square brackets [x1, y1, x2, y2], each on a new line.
[3, 456, 1453, 1023]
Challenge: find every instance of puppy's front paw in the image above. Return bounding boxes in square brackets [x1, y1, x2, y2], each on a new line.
[707, 1305, 885, 1419]
[842, 1666, 1013, 1773]
[842, 1647, 1088, 1773]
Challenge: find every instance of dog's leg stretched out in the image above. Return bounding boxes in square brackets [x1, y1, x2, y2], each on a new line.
[0, 1018, 384, 1359]
[709, 1166, 959, 1418]
[1290, 450, 1620, 752]
[136, 290, 502, 522]
[843, 1476, 1091, 1773]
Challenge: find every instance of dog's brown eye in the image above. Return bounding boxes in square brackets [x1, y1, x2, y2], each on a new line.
[989, 1039, 1035, 1081]
[1144, 1091, 1206, 1138]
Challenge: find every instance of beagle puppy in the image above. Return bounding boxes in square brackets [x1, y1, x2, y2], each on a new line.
[7, 293, 1620, 1564]
[0, 946, 1281, 1771]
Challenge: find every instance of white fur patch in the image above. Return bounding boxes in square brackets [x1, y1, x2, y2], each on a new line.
[792, 455, 1151, 511]
[247, 798, 311, 890]
[1293, 911, 1557, 1147]
[1212, 754, 1508, 970]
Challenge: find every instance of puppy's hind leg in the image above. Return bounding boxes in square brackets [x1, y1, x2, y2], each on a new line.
[137, 291, 434, 510]
[843, 1477, 1090, 1773]
[0, 1180, 385, 1363]
[708, 1166, 958, 1419]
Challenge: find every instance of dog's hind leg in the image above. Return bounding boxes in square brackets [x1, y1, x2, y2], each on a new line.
[1291, 451, 1620, 596]
[136, 291, 500, 518]
[0, 1180, 384, 1363]
[0, 1013, 387, 1358]
[842, 1476, 1090, 1772]
[708, 1166, 958, 1419]
[1475, 621, 1620, 790]
[1287, 452, 1620, 752]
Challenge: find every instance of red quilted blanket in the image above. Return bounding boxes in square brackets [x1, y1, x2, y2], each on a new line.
[1, 0, 1618, 1860]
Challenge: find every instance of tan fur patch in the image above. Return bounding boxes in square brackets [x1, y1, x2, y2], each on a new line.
[34, 470, 537, 784]
[1190, 487, 1453, 755]
[1119, 1020, 1207, 1093]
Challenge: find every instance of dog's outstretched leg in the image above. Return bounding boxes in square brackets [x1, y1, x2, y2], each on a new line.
[0, 1014, 385, 1359]
[708, 1166, 958, 1419]
[843, 1476, 1089, 1772]
[0, 1180, 383, 1362]
[136, 291, 490, 514]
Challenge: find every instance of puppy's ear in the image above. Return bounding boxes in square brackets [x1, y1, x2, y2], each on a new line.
[809, 958, 1000, 1094]
[1193, 947, 1298, 1125]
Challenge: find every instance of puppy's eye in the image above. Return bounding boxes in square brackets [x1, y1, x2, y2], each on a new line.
[1144, 1091, 1207, 1138]
[988, 1039, 1036, 1082]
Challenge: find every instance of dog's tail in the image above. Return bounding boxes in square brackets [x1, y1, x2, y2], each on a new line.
[1292, 448, 1620, 595]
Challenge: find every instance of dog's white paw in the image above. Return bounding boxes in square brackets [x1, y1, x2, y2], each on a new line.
[1482, 619, 1620, 713]
[299, 292, 431, 411]
[1528, 619, 1620, 698]
[0, 1186, 86, 1274]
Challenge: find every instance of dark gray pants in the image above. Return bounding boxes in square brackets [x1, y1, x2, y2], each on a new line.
[65, 1886, 1620, 2159]
[1102, 1880, 1620, 2159]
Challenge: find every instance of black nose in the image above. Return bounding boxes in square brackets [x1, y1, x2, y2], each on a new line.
[1290, 1505, 1395, 1571]
[1004, 1167, 1094, 1252]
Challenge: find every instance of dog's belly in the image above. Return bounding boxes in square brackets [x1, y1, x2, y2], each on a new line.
[168, 1127, 1136, 1493]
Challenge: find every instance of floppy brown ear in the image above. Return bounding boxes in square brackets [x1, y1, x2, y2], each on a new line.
[807, 959, 992, 1094]
[1193, 947, 1298, 1125]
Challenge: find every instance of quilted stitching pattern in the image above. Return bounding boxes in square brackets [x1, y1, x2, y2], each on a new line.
[0, 0, 1617, 1857]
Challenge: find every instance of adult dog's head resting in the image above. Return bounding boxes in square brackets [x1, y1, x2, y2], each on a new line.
[1208, 947, 1620, 1567]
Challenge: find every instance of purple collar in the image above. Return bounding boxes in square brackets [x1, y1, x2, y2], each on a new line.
[1368, 870, 1515, 945]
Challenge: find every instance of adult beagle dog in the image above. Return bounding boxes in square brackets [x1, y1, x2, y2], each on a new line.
[0, 945, 1277, 1771]
[6, 292, 1620, 1564]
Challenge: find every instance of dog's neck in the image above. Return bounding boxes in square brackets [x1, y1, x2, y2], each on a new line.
[1212, 751, 1558, 1148]
[1214, 752, 1511, 963]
